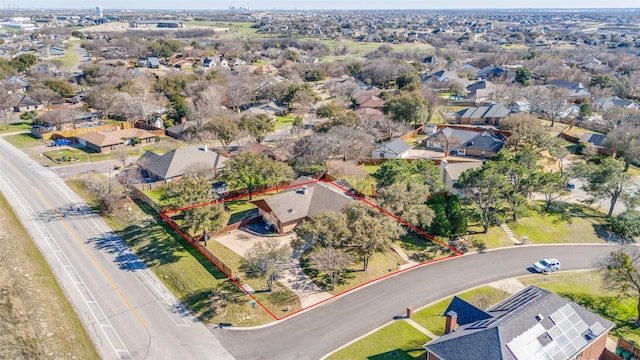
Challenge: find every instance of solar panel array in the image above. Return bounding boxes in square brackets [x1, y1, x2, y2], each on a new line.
[506, 304, 598, 360]
[467, 287, 542, 330]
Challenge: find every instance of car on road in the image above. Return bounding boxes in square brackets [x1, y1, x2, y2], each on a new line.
[532, 258, 560, 273]
[51, 139, 72, 146]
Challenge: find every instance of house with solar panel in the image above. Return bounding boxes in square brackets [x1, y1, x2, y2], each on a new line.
[456, 103, 512, 126]
[424, 285, 614, 360]
[577, 133, 612, 156]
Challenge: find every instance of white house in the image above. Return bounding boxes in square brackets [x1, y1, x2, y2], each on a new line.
[371, 138, 411, 159]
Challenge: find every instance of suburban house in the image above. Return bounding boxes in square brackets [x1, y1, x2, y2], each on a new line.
[253, 64, 276, 75]
[439, 159, 482, 195]
[578, 133, 611, 155]
[256, 101, 288, 116]
[456, 103, 512, 125]
[424, 285, 615, 360]
[372, 138, 411, 159]
[12, 93, 44, 112]
[426, 127, 506, 158]
[356, 94, 385, 111]
[465, 80, 495, 103]
[259, 75, 287, 91]
[546, 80, 591, 100]
[476, 65, 506, 80]
[203, 57, 217, 68]
[136, 144, 227, 182]
[424, 70, 460, 83]
[76, 128, 156, 153]
[594, 96, 639, 110]
[147, 57, 160, 69]
[251, 177, 356, 233]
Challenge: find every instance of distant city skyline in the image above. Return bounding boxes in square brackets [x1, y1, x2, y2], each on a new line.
[9, 0, 640, 10]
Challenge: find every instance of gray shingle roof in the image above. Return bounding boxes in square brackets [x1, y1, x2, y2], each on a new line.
[374, 138, 411, 156]
[425, 286, 615, 360]
[464, 131, 506, 153]
[457, 104, 511, 119]
[444, 296, 492, 326]
[253, 177, 355, 224]
[136, 145, 227, 180]
[578, 133, 607, 147]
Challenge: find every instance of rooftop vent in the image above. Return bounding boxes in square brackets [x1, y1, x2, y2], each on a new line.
[287, 208, 295, 214]
[535, 314, 543, 322]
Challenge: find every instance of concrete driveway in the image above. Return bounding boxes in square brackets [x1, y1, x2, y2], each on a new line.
[215, 230, 332, 308]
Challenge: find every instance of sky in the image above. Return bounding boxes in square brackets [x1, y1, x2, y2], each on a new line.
[11, 0, 640, 10]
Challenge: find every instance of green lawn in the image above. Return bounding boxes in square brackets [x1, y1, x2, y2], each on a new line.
[145, 189, 165, 205]
[328, 320, 429, 360]
[58, 45, 79, 68]
[468, 226, 513, 249]
[501, 44, 529, 50]
[395, 233, 454, 262]
[363, 165, 380, 174]
[0, 121, 32, 133]
[275, 116, 296, 130]
[411, 286, 511, 336]
[468, 203, 606, 250]
[509, 204, 605, 244]
[301, 249, 406, 295]
[521, 271, 640, 345]
[3, 133, 44, 148]
[40, 148, 111, 165]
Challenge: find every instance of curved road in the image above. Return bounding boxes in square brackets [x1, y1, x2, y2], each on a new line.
[0, 138, 233, 360]
[0, 136, 623, 360]
[216, 244, 618, 360]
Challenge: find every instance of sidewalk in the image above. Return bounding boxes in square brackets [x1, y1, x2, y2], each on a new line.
[500, 224, 522, 245]
[390, 244, 418, 270]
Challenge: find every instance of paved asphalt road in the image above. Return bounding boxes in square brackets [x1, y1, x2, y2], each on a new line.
[0, 135, 627, 360]
[216, 243, 619, 360]
[0, 138, 234, 360]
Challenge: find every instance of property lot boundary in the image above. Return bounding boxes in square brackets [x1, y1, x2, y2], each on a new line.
[160, 179, 463, 321]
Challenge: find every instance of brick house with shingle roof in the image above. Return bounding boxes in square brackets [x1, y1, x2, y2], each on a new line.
[76, 128, 156, 153]
[456, 103, 512, 125]
[424, 285, 614, 360]
[251, 177, 356, 233]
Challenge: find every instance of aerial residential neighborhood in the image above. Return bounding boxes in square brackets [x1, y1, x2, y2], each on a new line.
[0, 3, 640, 360]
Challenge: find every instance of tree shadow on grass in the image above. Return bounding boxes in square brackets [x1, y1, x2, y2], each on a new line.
[368, 347, 425, 360]
[118, 200, 230, 280]
[180, 280, 246, 322]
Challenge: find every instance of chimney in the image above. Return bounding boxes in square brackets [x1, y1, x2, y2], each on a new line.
[445, 310, 458, 334]
[203, 144, 208, 152]
[302, 185, 308, 194]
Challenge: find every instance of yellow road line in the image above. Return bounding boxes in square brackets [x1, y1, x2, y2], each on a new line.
[33, 186, 149, 331]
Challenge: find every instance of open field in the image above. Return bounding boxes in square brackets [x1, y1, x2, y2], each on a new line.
[0, 192, 99, 359]
[57, 44, 79, 68]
